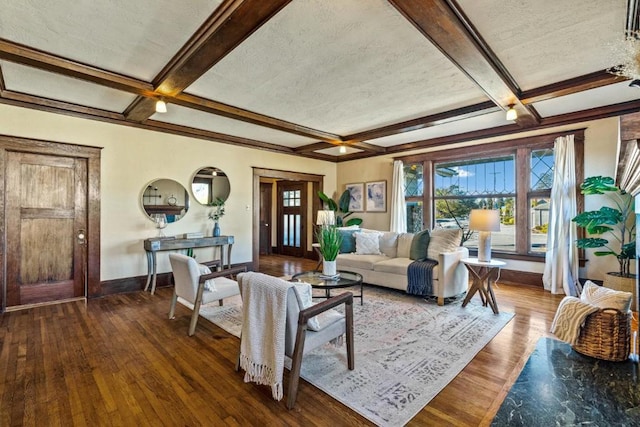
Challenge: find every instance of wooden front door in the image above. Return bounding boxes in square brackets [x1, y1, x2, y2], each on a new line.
[277, 181, 306, 257]
[5, 152, 88, 307]
[259, 182, 272, 255]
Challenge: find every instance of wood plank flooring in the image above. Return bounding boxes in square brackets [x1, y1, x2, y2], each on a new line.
[0, 254, 629, 426]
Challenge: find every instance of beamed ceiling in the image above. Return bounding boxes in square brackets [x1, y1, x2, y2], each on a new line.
[0, 0, 637, 161]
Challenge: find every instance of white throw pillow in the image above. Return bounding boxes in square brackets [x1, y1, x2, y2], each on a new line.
[427, 228, 462, 260]
[198, 264, 216, 291]
[355, 231, 381, 255]
[379, 232, 399, 258]
[396, 233, 414, 258]
[580, 280, 632, 312]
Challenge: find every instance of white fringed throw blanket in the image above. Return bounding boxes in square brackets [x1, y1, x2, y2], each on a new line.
[550, 296, 599, 345]
[238, 272, 293, 401]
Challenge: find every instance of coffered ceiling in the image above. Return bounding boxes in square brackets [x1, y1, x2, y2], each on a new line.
[0, 0, 635, 161]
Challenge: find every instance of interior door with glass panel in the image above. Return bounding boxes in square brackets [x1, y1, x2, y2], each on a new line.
[277, 181, 306, 257]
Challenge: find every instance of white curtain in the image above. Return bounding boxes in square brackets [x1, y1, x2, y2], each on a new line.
[543, 134, 580, 295]
[390, 160, 407, 233]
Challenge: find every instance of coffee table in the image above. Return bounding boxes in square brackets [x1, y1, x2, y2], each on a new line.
[291, 270, 364, 305]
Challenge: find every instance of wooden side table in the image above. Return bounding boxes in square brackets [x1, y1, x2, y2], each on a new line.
[461, 258, 506, 314]
[312, 243, 322, 271]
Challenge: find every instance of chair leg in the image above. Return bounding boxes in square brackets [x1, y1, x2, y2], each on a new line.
[345, 300, 355, 370]
[188, 282, 206, 336]
[169, 291, 178, 319]
[218, 299, 224, 306]
[287, 325, 307, 409]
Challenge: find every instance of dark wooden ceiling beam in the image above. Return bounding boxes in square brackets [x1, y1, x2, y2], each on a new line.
[388, 0, 538, 128]
[374, 99, 640, 158]
[173, 93, 342, 142]
[124, 0, 292, 122]
[344, 101, 499, 142]
[0, 38, 154, 96]
[521, 70, 629, 104]
[294, 142, 335, 153]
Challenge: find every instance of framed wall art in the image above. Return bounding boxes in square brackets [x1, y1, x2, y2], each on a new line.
[345, 183, 364, 212]
[366, 180, 386, 212]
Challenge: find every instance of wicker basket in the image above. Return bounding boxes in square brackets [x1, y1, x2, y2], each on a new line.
[572, 308, 631, 362]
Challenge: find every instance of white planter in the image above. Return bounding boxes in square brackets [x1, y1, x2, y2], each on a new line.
[322, 259, 337, 276]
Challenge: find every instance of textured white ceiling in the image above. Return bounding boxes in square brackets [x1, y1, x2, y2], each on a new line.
[367, 111, 510, 147]
[1, 61, 136, 112]
[533, 81, 640, 117]
[185, 0, 488, 135]
[0, 0, 222, 80]
[457, 0, 626, 90]
[151, 105, 317, 148]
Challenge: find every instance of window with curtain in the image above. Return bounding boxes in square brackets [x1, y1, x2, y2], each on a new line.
[397, 130, 583, 260]
[403, 163, 424, 233]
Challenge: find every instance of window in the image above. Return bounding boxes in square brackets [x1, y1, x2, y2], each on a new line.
[403, 163, 424, 233]
[434, 155, 516, 251]
[399, 131, 583, 259]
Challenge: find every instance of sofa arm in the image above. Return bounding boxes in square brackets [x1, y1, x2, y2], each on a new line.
[435, 247, 469, 306]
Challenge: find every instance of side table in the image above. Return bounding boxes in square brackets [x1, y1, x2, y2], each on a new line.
[460, 257, 506, 314]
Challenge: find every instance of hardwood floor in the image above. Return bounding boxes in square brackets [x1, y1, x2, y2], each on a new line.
[0, 255, 629, 426]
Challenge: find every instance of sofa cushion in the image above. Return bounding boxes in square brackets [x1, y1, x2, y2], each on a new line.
[355, 231, 382, 255]
[427, 228, 462, 260]
[338, 229, 357, 253]
[410, 229, 430, 261]
[373, 257, 439, 280]
[336, 253, 388, 270]
[397, 233, 414, 258]
[379, 232, 399, 258]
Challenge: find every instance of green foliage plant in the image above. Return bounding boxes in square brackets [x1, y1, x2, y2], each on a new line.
[572, 176, 636, 277]
[207, 197, 226, 222]
[317, 190, 363, 227]
[316, 225, 342, 261]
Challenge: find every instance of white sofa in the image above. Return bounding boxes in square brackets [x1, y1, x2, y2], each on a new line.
[335, 229, 469, 305]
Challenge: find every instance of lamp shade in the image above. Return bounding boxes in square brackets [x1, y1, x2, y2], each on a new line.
[469, 209, 501, 232]
[316, 210, 335, 226]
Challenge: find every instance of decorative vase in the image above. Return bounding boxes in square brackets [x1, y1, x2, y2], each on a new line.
[322, 259, 337, 276]
[213, 222, 221, 237]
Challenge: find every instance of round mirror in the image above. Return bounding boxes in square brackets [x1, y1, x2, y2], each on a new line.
[142, 178, 189, 223]
[191, 167, 230, 205]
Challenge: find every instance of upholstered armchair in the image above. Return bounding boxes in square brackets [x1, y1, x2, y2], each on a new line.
[235, 272, 354, 409]
[168, 253, 246, 336]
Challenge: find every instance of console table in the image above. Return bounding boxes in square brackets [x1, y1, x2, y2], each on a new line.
[143, 235, 234, 295]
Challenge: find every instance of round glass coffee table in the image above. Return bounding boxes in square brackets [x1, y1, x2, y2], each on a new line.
[291, 270, 364, 305]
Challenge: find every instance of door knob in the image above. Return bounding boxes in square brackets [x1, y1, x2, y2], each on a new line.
[77, 229, 87, 245]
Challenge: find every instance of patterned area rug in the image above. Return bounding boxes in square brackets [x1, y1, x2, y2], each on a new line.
[194, 285, 514, 426]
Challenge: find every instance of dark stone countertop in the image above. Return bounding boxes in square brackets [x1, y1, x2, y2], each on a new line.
[492, 337, 640, 426]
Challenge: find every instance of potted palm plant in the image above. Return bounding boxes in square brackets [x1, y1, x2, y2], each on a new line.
[572, 176, 636, 307]
[316, 224, 342, 276]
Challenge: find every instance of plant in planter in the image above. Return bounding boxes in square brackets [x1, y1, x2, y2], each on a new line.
[572, 176, 636, 278]
[316, 224, 342, 276]
[318, 190, 363, 227]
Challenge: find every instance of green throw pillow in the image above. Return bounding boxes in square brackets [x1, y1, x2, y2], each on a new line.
[409, 229, 430, 261]
[338, 230, 357, 253]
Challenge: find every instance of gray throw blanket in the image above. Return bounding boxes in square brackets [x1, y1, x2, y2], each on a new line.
[407, 259, 438, 296]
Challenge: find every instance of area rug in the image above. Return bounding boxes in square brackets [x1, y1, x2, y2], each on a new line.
[492, 337, 640, 426]
[190, 286, 514, 426]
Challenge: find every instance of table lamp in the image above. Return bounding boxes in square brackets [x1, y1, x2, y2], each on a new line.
[316, 210, 335, 226]
[469, 209, 501, 262]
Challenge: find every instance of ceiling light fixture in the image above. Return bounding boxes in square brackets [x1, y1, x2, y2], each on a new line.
[339, 145, 347, 154]
[155, 98, 167, 114]
[505, 104, 517, 121]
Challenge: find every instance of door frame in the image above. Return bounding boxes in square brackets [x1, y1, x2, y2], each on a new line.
[0, 134, 101, 311]
[252, 168, 323, 270]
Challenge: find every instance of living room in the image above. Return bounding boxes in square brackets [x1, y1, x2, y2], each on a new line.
[1, 0, 639, 425]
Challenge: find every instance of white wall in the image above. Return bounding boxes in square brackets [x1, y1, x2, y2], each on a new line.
[337, 116, 621, 281]
[0, 103, 337, 281]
